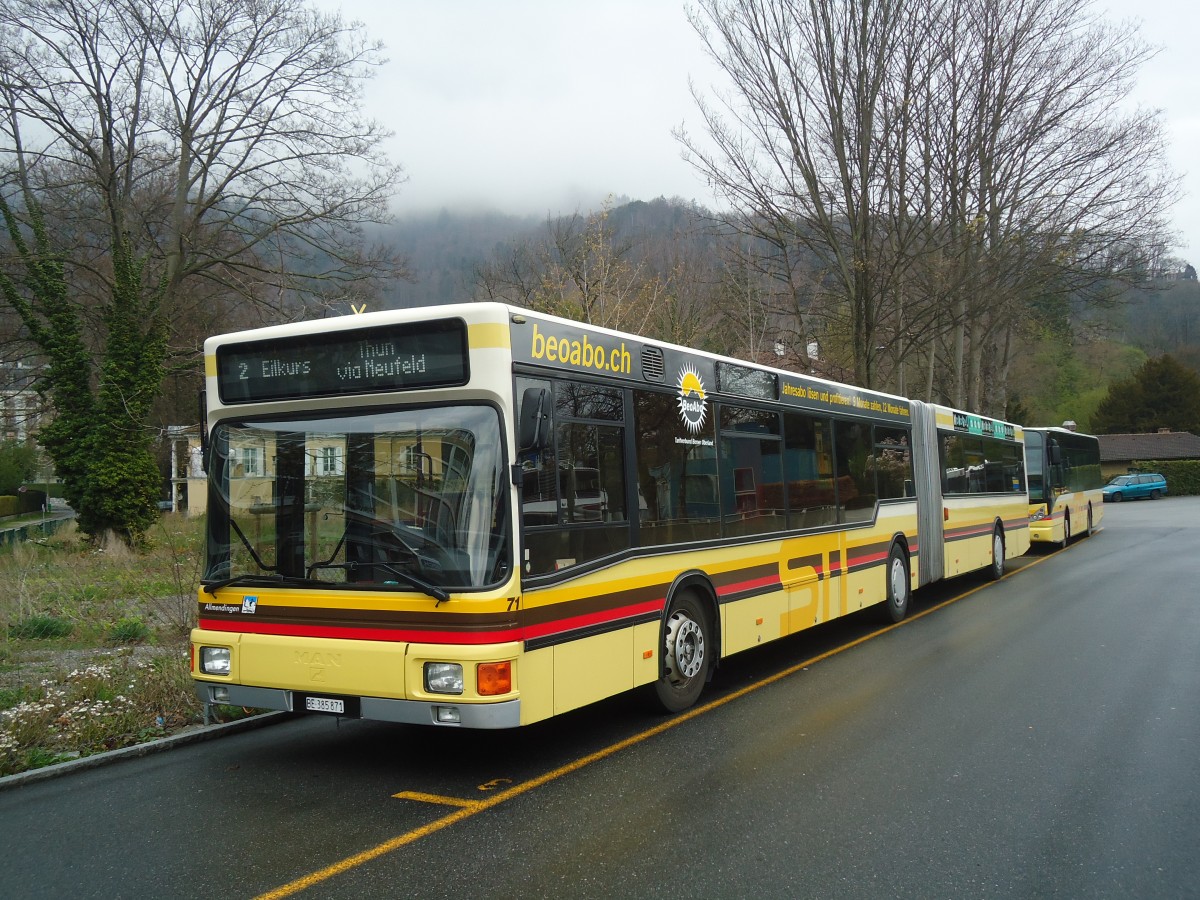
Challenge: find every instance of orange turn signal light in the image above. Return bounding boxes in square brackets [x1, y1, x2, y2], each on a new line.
[477, 661, 512, 696]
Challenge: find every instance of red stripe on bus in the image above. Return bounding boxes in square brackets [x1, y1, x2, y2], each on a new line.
[198, 618, 521, 645]
[200, 595, 667, 645]
[716, 574, 781, 596]
[520, 598, 665, 640]
[945, 525, 992, 540]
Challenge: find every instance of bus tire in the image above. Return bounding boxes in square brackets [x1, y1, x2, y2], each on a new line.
[883, 544, 910, 623]
[1086, 504, 1094, 536]
[1060, 513, 1071, 548]
[987, 526, 1005, 581]
[654, 592, 712, 713]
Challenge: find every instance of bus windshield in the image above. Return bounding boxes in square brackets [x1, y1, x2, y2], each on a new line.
[204, 405, 509, 592]
[1024, 431, 1045, 502]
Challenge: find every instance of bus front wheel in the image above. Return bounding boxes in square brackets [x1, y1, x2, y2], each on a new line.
[883, 545, 910, 623]
[654, 593, 712, 713]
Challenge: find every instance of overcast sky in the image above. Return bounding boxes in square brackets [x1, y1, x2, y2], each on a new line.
[324, 0, 1200, 263]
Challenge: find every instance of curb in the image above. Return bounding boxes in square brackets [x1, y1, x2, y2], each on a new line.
[0, 711, 291, 792]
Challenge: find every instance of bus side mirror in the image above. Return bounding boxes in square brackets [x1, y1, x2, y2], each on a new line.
[198, 389, 209, 464]
[1048, 440, 1062, 466]
[518, 388, 552, 451]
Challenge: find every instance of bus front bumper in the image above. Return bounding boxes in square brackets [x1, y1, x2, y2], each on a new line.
[194, 681, 521, 728]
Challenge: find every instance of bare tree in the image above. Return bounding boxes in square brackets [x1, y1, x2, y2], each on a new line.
[919, 0, 1175, 412]
[681, 0, 1176, 413]
[1, 0, 406, 317]
[0, 0, 406, 542]
[475, 202, 664, 336]
[681, 0, 932, 389]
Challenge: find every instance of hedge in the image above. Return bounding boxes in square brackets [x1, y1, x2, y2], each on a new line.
[0, 490, 49, 518]
[1131, 460, 1200, 496]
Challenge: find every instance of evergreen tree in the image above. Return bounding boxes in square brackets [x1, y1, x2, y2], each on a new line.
[0, 201, 166, 542]
[1090, 355, 1200, 434]
[0, 439, 38, 494]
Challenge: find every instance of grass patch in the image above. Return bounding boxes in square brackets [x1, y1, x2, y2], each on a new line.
[8, 614, 73, 640]
[0, 514, 254, 777]
[106, 617, 152, 645]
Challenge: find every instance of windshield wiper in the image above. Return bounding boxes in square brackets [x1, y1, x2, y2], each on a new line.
[306, 561, 450, 604]
[202, 573, 322, 594]
[375, 562, 451, 604]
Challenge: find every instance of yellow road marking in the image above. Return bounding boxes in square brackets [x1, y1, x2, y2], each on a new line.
[477, 777, 513, 791]
[391, 791, 482, 809]
[256, 554, 1055, 899]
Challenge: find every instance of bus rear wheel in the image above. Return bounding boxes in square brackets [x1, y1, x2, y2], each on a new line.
[987, 526, 1005, 581]
[654, 593, 712, 713]
[883, 545, 910, 623]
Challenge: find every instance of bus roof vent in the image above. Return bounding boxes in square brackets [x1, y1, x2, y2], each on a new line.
[641, 346, 665, 381]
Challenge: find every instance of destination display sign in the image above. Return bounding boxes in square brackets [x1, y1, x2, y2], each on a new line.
[216, 318, 469, 404]
[952, 411, 1015, 441]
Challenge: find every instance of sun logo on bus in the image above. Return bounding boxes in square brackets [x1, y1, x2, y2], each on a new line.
[676, 364, 708, 434]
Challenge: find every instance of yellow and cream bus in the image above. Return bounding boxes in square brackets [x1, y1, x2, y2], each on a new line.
[1024, 427, 1104, 546]
[190, 303, 1030, 727]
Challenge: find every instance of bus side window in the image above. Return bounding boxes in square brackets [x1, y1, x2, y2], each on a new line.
[520, 379, 632, 576]
[873, 426, 912, 500]
[782, 412, 836, 529]
[633, 387, 720, 546]
[719, 404, 784, 537]
[834, 419, 877, 521]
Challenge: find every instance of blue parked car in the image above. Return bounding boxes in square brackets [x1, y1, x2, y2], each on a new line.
[1102, 473, 1168, 502]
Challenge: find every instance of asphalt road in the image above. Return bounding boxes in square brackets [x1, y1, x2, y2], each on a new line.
[2, 496, 1198, 899]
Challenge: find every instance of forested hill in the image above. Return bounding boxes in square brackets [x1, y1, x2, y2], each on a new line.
[378, 197, 716, 310]
[369, 198, 1199, 434]
[382, 209, 541, 309]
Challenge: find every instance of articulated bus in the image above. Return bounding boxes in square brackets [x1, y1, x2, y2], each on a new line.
[1024, 427, 1104, 546]
[190, 303, 1030, 728]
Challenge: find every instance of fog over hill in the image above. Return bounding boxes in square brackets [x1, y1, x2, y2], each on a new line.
[376, 197, 718, 311]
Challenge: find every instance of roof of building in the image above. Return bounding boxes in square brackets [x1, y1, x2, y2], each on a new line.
[1096, 431, 1200, 462]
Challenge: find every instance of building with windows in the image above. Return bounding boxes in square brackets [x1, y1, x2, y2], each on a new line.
[166, 425, 206, 515]
[0, 361, 46, 445]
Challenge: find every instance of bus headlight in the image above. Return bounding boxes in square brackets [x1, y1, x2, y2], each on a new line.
[1030, 510, 1046, 521]
[199, 646, 231, 675]
[424, 662, 464, 694]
